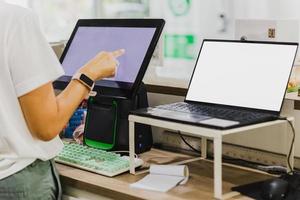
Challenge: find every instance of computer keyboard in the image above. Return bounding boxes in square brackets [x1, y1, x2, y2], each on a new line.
[157, 102, 275, 122]
[55, 141, 143, 177]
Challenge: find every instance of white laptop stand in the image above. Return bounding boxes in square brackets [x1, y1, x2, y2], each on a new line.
[128, 115, 295, 200]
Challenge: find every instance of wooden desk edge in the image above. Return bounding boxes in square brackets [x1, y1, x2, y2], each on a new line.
[56, 161, 195, 200]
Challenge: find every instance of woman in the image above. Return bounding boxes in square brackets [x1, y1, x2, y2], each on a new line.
[0, 2, 124, 199]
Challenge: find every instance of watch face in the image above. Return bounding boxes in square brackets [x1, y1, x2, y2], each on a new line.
[80, 74, 94, 87]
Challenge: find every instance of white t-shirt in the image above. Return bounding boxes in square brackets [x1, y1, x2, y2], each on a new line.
[0, 3, 65, 180]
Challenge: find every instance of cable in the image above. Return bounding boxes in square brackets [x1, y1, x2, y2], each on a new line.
[278, 116, 296, 174]
[177, 131, 258, 165]
[177, 123, 296, 175]
[177, 131, 201, 154]
[112, 151, 139, 159]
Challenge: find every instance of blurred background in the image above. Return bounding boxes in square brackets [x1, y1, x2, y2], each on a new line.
[5, 0, 300, 88]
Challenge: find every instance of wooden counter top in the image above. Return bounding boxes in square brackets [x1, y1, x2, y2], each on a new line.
[57, 148, 272, 200]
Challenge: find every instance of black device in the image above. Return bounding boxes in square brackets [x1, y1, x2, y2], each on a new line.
[261, 178, 289, 200]
[131, 40, 298, 130]
[84, 83, 153, 153]
[54, 19, 165, 153]
[233, 173, 300, 199]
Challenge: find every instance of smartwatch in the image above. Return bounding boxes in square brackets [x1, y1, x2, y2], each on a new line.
[72, 72, 95, 91]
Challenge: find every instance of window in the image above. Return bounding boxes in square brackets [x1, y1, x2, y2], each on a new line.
[5, 0, 95, 42]
[4, 0, 300, 88]
[100, 0, 149, 18]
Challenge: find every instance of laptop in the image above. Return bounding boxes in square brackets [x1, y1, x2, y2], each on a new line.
[131, 40, 298, 129]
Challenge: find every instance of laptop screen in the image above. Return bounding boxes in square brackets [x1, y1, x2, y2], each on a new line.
[186, 40, 298, 112]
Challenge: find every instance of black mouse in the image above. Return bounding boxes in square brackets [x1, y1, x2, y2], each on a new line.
[261, 178, 289, 200]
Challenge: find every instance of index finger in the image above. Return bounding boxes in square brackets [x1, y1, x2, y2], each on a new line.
[111, 49, 125, 58]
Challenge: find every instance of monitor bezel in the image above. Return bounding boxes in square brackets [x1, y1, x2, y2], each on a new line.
[184, 39, 299, 115]
[54, 19, 165, 99]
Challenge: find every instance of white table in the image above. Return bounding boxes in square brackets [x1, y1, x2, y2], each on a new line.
[128, 115, 295, 200]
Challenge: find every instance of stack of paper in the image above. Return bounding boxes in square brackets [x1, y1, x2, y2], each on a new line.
[130, 165, 189, 192]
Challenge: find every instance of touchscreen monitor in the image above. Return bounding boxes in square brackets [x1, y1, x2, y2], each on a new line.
[55, 19, 165, 98]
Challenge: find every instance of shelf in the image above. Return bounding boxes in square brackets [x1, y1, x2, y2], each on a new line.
[285, 92, 300, 101]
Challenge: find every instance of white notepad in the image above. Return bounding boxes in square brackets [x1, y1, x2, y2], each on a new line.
[130, 165, 189, 192]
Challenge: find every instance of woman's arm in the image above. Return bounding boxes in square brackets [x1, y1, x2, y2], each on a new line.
[19, 50, 124, 141]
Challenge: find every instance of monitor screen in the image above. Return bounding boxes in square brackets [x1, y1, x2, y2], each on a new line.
[186, 41, 298, 112]
[62, 26, 156, 84]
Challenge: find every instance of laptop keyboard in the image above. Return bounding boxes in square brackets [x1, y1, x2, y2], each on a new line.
[157, 102, 275, 122]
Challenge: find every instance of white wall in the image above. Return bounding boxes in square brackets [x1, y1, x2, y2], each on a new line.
[223, 99, 298, 155]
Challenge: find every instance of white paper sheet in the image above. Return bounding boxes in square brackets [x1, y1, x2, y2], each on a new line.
[130, 165, 189, 192]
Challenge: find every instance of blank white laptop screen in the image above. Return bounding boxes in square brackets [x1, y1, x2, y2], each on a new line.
[186, 41, 298, 112]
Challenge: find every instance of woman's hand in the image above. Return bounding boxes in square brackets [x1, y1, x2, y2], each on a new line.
[79, 49, 125, 81]
[19, 49, 125, 141]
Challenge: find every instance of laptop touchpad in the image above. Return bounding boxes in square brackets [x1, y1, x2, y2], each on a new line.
[199, 118, 240, 128]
